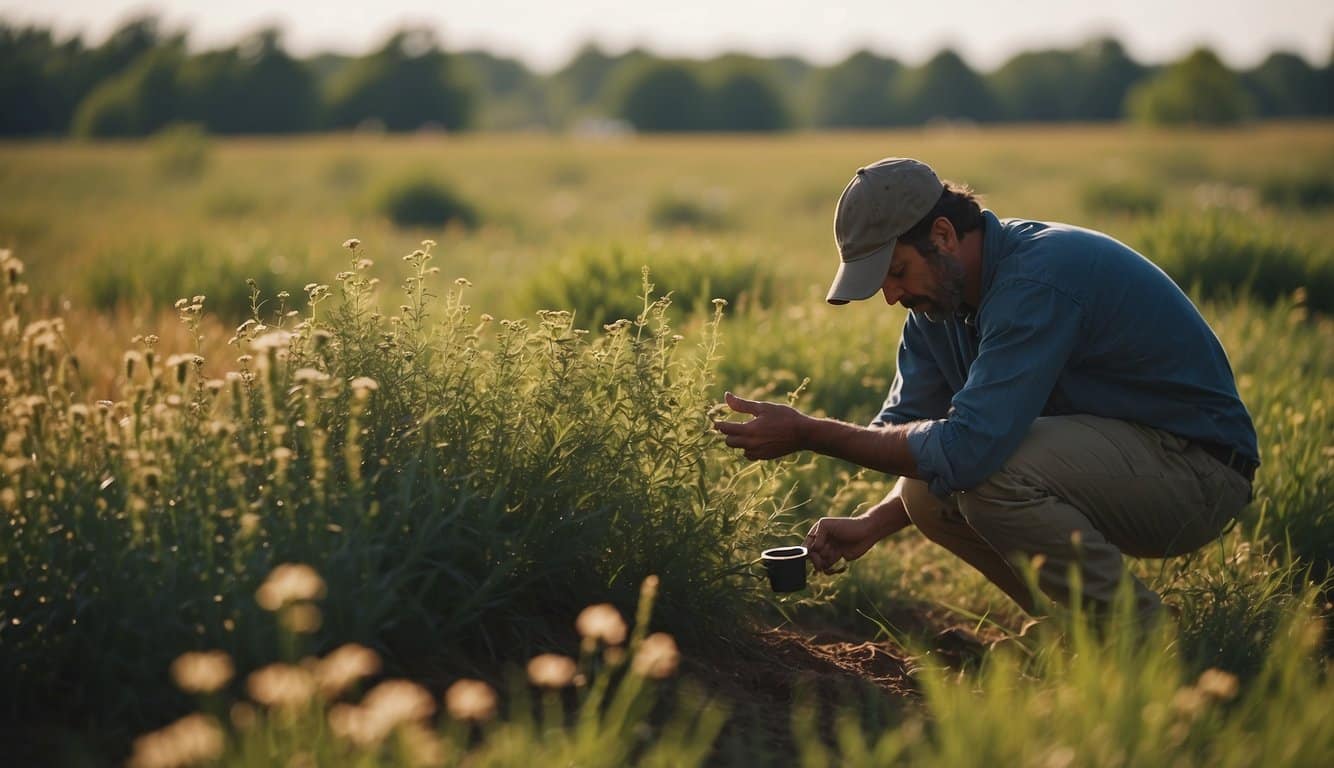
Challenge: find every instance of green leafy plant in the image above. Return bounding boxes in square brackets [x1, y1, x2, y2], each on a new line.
[0, 242, 778, 755]
[648, 190, 731, 231]
[374, 176, 479, 229]
[151, 122, 212, 180]
[517, 244, 772, 329]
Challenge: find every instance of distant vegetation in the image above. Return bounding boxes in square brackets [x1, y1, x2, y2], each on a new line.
[517, 245, 773, 329]
[374, 176, 480, 230]
[2, 14, 1330, 136]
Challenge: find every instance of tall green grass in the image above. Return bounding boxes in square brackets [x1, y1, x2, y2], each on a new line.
[82, 239, 308, 318]
[517, 244, 774, 329]
[1081, 178, 1163, 217]
[1207, 295, 1334, 581]
[1134, 213, 1334, 313]
[795, 591, 1331, 767]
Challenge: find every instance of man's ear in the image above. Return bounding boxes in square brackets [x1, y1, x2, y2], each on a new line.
[931, 216, 959, 250]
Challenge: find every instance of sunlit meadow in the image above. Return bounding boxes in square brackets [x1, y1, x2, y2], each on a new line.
[1, 124, 1331, 765]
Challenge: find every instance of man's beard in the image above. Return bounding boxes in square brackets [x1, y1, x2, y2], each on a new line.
[907, 241, 965, 322]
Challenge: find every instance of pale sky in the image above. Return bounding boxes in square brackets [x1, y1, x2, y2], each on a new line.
[3, 0, 1330, 72]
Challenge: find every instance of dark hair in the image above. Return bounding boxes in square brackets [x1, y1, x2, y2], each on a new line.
[898, 182, 984, 248]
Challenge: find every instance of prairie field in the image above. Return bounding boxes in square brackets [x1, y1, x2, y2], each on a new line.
[1, 123, 1332, 766]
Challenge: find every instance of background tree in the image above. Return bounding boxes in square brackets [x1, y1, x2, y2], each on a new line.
[1243, 51, 1329, 118]
[549, 44, 652, 126]
[325, 28, 474, 132]
[990, 48, 1081, 121]
[232, 29, 318, 133]
[176, 46, 242, 131]
[1, 15, 169, 136]
[703, 59, 789, 131]
[176, 29, 316, 134]
[609, 60, 708, 132]
[458, 50, 551, 130]
[0, 25, 72, 135]
[72, 43, 185, 137]
[900, 48, 998, 123]
[1126, 47, 1253, 125]
[1072, 38, 1146, 121]
[808, 50, 902, 128]
[3, 16, 1328, 137]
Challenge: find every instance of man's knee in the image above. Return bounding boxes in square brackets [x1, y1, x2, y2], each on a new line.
[898, 478, 952, 539]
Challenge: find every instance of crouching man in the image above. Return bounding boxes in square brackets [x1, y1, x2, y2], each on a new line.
[714, 158, 1257, 625]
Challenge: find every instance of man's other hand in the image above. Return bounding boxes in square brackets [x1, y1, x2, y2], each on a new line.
[712, 391, 810, 461]
[803, 515, 886, 574]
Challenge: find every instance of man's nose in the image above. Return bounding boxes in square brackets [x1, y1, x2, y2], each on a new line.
[882, 285, 903, 305]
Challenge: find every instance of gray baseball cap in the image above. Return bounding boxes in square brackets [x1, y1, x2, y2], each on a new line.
[827, 158, 943, 305]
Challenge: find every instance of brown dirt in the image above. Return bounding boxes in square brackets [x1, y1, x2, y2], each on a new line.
[745, 626, 916, 695]
[681, 624, 921, 762]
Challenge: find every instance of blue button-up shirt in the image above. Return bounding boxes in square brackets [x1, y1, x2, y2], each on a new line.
[874, 210, 1258, 497]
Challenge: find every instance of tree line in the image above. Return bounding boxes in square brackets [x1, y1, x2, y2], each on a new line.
[2, 15, 1330, 136]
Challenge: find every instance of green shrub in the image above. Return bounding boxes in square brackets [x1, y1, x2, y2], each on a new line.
[648, 191, 731, 231]
[322, 156, 368, 189]
[0, 243, 776, 748]
[1134, 213, 1334, 313]
[1258, 171, 1334, 210]
[151, 122, 211, 180]
[375, 176, 479, 229]
[1080, 179, 1163, 216]
[82, 239, 304, 319]
[202, 187, 261, 219]
[517, 244, 772, 329]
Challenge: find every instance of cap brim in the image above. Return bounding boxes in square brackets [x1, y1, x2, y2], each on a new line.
[826, 239, 895, 305]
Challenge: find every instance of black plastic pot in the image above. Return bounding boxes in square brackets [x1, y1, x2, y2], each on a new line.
[761, 546, 808, 593]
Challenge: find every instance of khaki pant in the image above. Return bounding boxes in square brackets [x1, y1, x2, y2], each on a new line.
[900, 415, 1252, 623]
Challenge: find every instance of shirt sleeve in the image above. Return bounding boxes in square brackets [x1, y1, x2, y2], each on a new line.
[871, 313, 954, 427]
[907, 279, 1084, 497]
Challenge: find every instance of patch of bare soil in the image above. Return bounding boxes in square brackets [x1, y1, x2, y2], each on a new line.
[682, 624, 921, 762]
[751, 626, 916, 694]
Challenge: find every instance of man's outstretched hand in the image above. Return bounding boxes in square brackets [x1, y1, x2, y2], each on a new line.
[711, 391, 811, 461]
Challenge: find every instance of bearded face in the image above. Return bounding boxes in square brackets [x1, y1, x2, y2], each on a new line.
[888, 239, 966, 322]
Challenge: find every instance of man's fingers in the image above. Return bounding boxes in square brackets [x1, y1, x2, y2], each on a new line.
[804, 522, 825, 550]
[712, 420, 745, 435]
[724, 391, 761, 414]
[804, 518, 852, 574]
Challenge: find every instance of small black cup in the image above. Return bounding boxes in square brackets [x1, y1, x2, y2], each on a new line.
[761, 546, 809, 593]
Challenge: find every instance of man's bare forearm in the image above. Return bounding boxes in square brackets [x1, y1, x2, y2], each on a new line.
[861, 477, 914, 538]
[798, 416, 923, 478]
